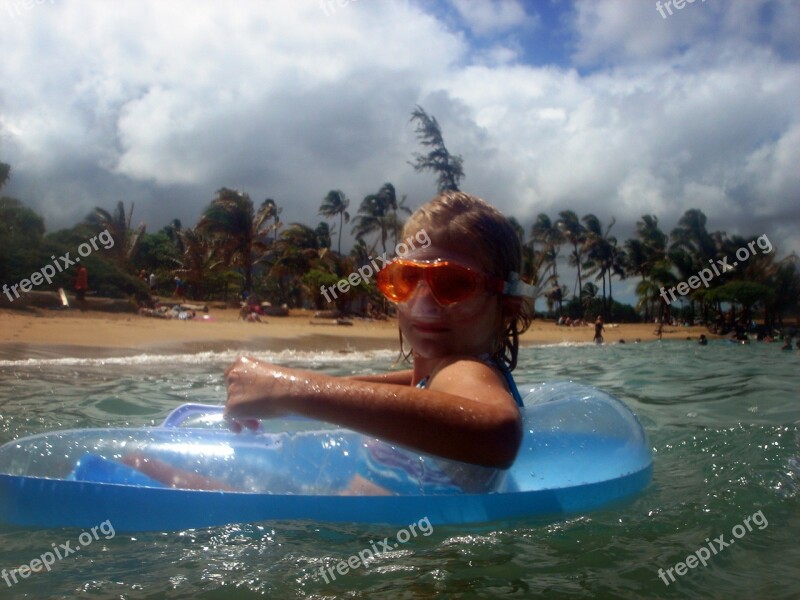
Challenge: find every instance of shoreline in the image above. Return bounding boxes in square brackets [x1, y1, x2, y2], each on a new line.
[0, 307, 716, 361]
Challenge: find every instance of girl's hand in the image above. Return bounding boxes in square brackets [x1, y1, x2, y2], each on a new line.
[224, 356, 295, 427]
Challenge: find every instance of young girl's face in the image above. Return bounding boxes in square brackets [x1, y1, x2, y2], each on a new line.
[394, 244, 504, 360]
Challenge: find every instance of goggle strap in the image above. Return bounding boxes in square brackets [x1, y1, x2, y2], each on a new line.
[503, 272, 535, 299]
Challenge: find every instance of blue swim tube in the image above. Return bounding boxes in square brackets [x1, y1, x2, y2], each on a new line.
[0, 382, 652, 531]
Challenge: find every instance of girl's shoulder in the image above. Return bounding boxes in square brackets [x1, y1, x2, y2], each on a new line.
[427, 354, 524, 408]
[427, 354, 504, 384]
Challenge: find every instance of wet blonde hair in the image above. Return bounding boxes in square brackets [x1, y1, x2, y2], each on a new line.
[400, 191, 532, 370]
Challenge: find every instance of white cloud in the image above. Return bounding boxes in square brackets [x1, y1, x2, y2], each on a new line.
[449, 0, 533, 36]
[0, 0, 797, 272]
[572, 0, 800, 67]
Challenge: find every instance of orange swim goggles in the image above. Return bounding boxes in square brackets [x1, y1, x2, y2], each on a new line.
[376, 259, 507, 306]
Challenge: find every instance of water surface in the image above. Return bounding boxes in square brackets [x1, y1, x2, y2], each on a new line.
[0, 341, 797, 598]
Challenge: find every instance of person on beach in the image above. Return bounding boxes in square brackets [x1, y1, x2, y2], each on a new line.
[74, 265, 89, 311]
[698, 334, 708, 346]
[224, 191, 534, 494]
[781, 337, 793, 350]
[594, 316, 604, 344]
[173, 277, 184, 298]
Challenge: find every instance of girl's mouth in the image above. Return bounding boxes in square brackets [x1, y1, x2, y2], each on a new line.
[412, 322, 450, 333]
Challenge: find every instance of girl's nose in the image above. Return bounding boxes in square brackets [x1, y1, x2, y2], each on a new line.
[405, 280, 444, 316]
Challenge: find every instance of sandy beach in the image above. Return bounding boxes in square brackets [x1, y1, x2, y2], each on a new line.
[0, 306, 714, 360]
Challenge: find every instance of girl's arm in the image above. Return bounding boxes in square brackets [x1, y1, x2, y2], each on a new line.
[224, 357, 521, 468]
[346, 370, 413, 385]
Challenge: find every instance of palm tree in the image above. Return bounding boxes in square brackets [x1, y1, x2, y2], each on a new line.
[387, 192, 413, 247]
[314, 222, 332, 250]
[174, 227, 221, 300]
[531, 214, 562, 279]
[556, 210, 588, 316]
[636, 259, 678, 331]
[269, 223, 330, 307]
[638, 215, 668, 257]
[669, 209, 716, 279]
[163, 218, 184, 255]
[760, 255, 800, 328]
[530, 214, 564, 315]
[319, 190, 350, 255]
[352, 185, 394, 256]
[86, 201, 146, 269]
[197, 188, 272, 293]
[583, 215, 625, 319]
[582, 282, 599, 314]
[626, 215, 667, 321]
[409, 105, 465, 192]
[668, 209, 731, 323]
[625, 239, 647, 283]
[721, 235, 797, 329]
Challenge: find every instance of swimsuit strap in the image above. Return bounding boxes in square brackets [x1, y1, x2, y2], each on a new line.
[493, 358, 525, 408]
[415, 359, 524, 408]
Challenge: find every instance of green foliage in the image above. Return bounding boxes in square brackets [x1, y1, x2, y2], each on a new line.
[0, 222, 146, 300]
[85, 201, 146, 266]
[133, 231, 181, 274]
[0, 197, 45, 243]
[351, 183, 406, 257]
[302, 268, 343, 309]
[0, 197, 47, 284]
[2, 158, 798, 322]
[709, 281, 771, 308]
[198, 188, 274, 293]
[563, 296, 640, 323]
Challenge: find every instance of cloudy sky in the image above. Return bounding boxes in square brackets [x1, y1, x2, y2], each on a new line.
[1, 0, 798, 301]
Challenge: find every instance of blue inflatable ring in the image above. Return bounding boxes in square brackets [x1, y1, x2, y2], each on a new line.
[0, 382, 652, 531]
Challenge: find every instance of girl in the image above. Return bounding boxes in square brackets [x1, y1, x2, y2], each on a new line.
[224, 191, 533, 494]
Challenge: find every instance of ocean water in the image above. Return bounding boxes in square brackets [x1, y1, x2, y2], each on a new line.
[0, 341, 797, 599]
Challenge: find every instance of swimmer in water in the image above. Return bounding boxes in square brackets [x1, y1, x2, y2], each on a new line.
[224, 191, 534, 494]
